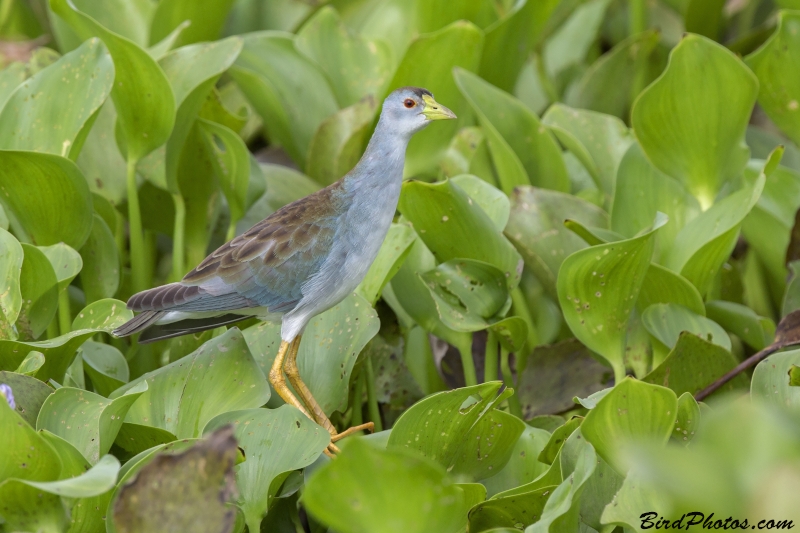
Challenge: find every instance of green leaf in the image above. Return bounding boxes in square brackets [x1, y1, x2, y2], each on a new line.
[638, 264, 706, 317]
[581, 378, 677, 474]
[236, 164, 320, 231]
[751, 348, 800, 411]
[632, 34, 758, 208]
[40, 242, 82, 291]
[0, 62, 27, 111]
[398, 179, 523, 289]
[49, 0, 154, 50]
[356, 223, 416, 305]
[232, 32, 338, 167]
[643, 332, 743, 397]
[51, 0, 176, 161]
[198, 118, 250, 226]
[304, 437, 470, 533]
[0, 370, 53, 426]
[641, 303, 731, 352]
[204, 406, 330, 532]
[150, 0, 237, 47]
[296, 6, 393, 107]
[0, 151, 93, 249]
[25, 454, 119, 497]
[542, 104, 634, 200]
[557, 214, 666, 380]
[112, 328, 270, 439]
[75, 101, 128, 204]
[388, 21, 484, 178]
[538, 416, 582, 466]
[790, 365, 800, 387]
[16, 244, 59, 341]
[454, 68, 569, 193]
[543, 0, 612, 80]
[0, 228, 23, 338]
[481, 425, 551, 497]
[81, 340, 128, 397]
[79, 214, 120, 304]
[599, 468, 671, 532]
[37, 382, 147, 463]
[0, 39, 114, 159]
[671, 392, 701, 445]
[685, 0, 726, 40]
[505, 186, 609, 296]
[14, 351, 44, 377]
[450, 175, 510, 231]
[469, 486, 553, 533]
[705, 300, 774, 350]
[745, 11, 800, 147]
[72, 298, 133, 331]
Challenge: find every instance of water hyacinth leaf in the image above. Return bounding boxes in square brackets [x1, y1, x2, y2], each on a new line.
[24, 454, 119, 497]
[543, 0, 612, 79]
[112, 328, 270, 438]
[0, 152, 93, 249]
[574, 388, 612, 410]
[111, 426, 238, 533]
[79, 214, 120, 304]
[455, 68, 569, 193]
[76, 101, 128, 205]
[81, 340, 128, 397]
[638, 264, 706, 317]
[16, 244, 58, 341]
[505, 187, 609, 296]
[0, 328, 101, 381]
[489, 316, 528, 352]
[388, 21, 483, 178]
[479, 0, 559, 92]
[0, 62, 27, 110]
[450, 175, 510, 231]
[296, 6, 393, 107]
[420, 259, 508, 333]
[39, 243, 82, 293]
[611, 143, 701, 262]
[0, 371, 53, 426]
[566, 30, 660, 120]
[600, 469, 671, 532]
[0, 39, 114, 158]
[641, 303, 731, 352]
[50, 0, 176, 162]
[306, 96, 377, 186]
[399, 179, 523, 289]
[481, 425, 552, 497]
[745, 12, 800, 147]
[148, 20, 191, 59]
[751, 349, 800, 411]
[542, 104, 634, 199]
[538, 416, 582, 466]
[665, 171, 766, 296]
[672, 392, 701, 445]
[15, 351, 44, 376]
[243, 293, 378, 415]
[631, 34, 758, 208]
[36, 381, 147, 463]
[232, 32, 338, 167]
[0, 228, 23, 338]
[150, 0, 237, 47]
[113, 423, 179, 456]
[198, 118, 250, 226]
[71, 298, 133, 331]
[356, 222, 416, 305]
[204, 406, 330, 532]
[643, 332, 743, 397]
[304, 437, 469, 533]
[705, 300, 774, 350]
[451, 409, 526, 482]
[49, 0, 155, 50]
[581, 378, 677, 474]
[469, 486, 553, 532]
[557, 213, 666, 381]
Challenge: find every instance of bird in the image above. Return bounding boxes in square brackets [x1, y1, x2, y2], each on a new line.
[114, 87, 456, 453]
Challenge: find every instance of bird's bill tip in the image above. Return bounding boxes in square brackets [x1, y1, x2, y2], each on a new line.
[421, 94, 457, 121]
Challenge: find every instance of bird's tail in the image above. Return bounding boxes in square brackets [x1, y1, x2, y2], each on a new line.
[113, 310, 166, 337]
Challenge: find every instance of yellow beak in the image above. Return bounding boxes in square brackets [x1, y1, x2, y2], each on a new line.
[421, 94, 457, 121]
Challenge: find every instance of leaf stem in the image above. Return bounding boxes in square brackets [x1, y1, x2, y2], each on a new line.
[500, 347, 523, 418]
[534, 52, 560, 105]
[126, 156, 147, 293]
[457, 336, 478, 387]
[58, 288, 71, 335]
[628, 0, 647, 35]
[484, 331, 499, 383]
[613, 363, 627, 386]
[171, 193, 186, 281]
[364, 357, 383, 432]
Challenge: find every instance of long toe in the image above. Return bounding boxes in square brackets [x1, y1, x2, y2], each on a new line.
[330, 422, 375, 443]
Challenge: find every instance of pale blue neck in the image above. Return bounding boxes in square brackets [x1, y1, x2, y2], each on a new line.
[342, 118, 410, 195]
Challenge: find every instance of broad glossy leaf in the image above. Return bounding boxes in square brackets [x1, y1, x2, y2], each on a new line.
[81, 340, 128, 397]
[542, 104, 634, 199]
[356, 222, 416, 305]
[51, 0, 176, 161]
[611, 143, 701, 261]
[745, 12, 800, 147]
[505, 187, 609, 296]
[470, 486, 553, 532]
[75, 101, 128, 204]
[150, 0, 237, 47]
[479, 0, 559, 92]
[306, 96, 377, 186]
[49, 0, 154, 50]
[543, 0, 612, 79]
[0, 39, 113, 159]
[79, 214, 119, 303]
[643, 332, 743, 397]
[641, 303, 731, 352]
[0, 151, 93, 248]
[0, 330, 93, 382]
[304, 437, 469, 533]
[566, 30, 660, 120]
[481, 425, 551, 497]
[14, 351, 44, 376]
[0, 228, 23, 338]
[751, 349, 800, 411]
[388, 21, 483, 178]
[112, 328, 270, 438]
[72, 298, 132, 331]
[685, 0, 726, 39]
[232, 32, 338, 167]
[600, 469, 671, 532]
[450, 175, 510, 231]
[638, 264, 705, 317]
[198, 118, 250, 225]
[398, 179, 523, 289]
[24, 453, 119, 497]
[538, 417, 582, 466]
[36, 382, 147, 463]
[557, 214, 666, 380]
[455, 68, 568, 193]
[204, 406, 330, 532]
[706, 300, 774, 350]
[0, 62, 27, 111]
[672, 392, 701, 445]
[16, 243, 59, 340]
[632, 34, 758, 207]
[243, 293, 378, 415]
[581, 378, 677, 474]
[0, 371, 53, 426]
[296, 7, 393, 107]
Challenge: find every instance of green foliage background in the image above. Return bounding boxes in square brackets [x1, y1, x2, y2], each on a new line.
[2, 0, 800, 531]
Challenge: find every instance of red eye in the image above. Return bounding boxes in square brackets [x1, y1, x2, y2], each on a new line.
[403, 98, 416, 108]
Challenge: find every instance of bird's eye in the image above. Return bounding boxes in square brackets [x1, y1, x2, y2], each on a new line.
[403, 98, 416, 109]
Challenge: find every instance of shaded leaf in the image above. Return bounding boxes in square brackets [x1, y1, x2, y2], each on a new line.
[641, 303, 731, 352]
[16, 243, 59, 340]
[149, 0, 237, 47]
[79, 213, 120, 303]
[0, 370, 53, 426]
[0, 228, 23, 339]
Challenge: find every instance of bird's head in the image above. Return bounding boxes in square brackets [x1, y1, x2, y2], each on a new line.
[380, 86, 456, 137]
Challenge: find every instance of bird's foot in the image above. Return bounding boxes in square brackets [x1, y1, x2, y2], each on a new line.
[322, 422, 375, 457]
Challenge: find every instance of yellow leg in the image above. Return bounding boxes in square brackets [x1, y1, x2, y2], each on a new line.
[284, 335, 374, 449]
